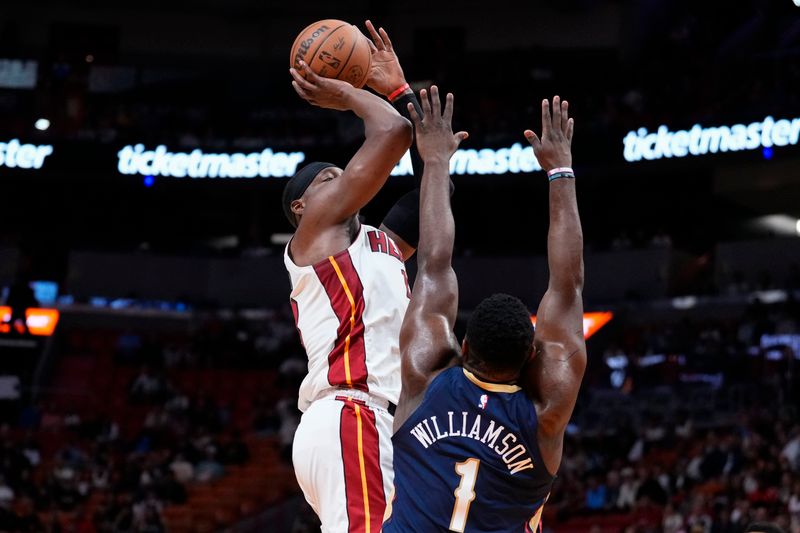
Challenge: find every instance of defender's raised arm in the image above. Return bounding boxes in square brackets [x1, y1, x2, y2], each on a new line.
[522, 96, 586, 475]
[395, 87, 468, 427]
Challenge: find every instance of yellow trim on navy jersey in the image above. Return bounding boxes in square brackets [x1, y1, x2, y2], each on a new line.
[462, 368, 522, 393]
[528, 492, 550, 531]
[383, 486, 395, 523]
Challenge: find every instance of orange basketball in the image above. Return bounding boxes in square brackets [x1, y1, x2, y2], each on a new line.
[289, 19, 372, 89]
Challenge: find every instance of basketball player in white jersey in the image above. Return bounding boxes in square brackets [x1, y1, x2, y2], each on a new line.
[284, 23, 430, 533]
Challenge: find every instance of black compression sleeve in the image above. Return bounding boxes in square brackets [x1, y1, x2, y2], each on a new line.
[392, 91, 425, 188]
[382, 189, 420, 249]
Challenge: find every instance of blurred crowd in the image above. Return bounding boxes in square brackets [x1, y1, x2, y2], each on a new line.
[550, 407, 800, 533]
[0, 391, 251, 532]
[549, 292, 799, 531]
[0, 311, 305, 532]
[114, 309, 301, 371]
[0, 283, 798, 533]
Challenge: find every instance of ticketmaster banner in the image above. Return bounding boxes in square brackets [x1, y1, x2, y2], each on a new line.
[4, 118, 800, 181]
[391, 142, 542, 176]
[116, 142, 543, 179]
[623, 116, 800, 162]
[0, 139, 53, 170]
[117, 144, 306, 179]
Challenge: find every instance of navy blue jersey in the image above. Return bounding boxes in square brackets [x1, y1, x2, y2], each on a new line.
[383, 366, 554, 533]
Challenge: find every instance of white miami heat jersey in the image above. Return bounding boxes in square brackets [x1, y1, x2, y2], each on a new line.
[284, 224, 411, 412]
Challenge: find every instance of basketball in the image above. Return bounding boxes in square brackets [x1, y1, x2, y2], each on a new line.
[289, 19, 372, 88]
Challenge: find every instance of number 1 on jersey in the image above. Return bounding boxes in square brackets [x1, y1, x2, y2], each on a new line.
[449, 458, 480, 532]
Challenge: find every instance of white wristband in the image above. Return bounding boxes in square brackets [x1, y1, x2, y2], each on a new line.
[547, 167, 574, 177]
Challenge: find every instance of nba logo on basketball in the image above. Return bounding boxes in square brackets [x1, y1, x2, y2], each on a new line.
[478, 394, 488, 409]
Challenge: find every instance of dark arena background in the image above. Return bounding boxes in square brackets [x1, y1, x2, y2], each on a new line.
[1, 1, 800, 532]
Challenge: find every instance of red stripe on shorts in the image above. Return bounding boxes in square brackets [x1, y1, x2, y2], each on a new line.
[339, 398, 386, 533]
[313, 250, 368, 390]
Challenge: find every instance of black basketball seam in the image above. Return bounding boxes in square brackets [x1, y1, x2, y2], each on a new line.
[306, 24, 348, 76]
[334, 32, 359, 82]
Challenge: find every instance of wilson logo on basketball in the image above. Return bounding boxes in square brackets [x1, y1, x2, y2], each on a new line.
[292, 25, 330, 69]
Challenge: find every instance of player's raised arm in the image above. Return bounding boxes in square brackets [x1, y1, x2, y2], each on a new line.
[288, 61, 412, 234]
[521, 96, 586, 475]
[362, 20, 428, 260]
[394, 87, 468, 426]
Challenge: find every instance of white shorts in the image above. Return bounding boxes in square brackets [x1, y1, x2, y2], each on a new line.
[293, 391, 394, 533]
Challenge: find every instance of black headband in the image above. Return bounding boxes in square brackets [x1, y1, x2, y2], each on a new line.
[282, 161, 336, 227]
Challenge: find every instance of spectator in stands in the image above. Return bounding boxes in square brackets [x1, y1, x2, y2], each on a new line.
[782, 428, 800, 471]
[700, 432, 729, 478]
[134, 501, 165, 533]
[91, 460, 110, 490]
[584, 476, 608, 512]
[617, 467, 639, 510]
[685, 494, 713, 532]
[662, 502, 684, 533]
[111, 493, 135, 531]
[789, 481, 800, 527]
[0, 475, 14, 507]
[194, 446, 224, 483]
[168, 453, 194, 484]
[20, 436, 40, 468]
[636, 466, 669, 505]
[129, 366, 170, 403]
[604, 469, 621, 512]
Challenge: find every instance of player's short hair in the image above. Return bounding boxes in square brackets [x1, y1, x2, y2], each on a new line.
[744, 523, 786, 533]
[465, 293, 534, 375]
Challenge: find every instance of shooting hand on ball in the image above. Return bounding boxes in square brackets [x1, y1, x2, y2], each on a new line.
[364, 21, 407, 98]
[290, 61, 354, 111]
[524, 96, 574, 172]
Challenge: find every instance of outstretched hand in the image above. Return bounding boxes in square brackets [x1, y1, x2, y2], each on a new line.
[364, 20, 407, 97]
[524, 96, 574, 172]
[289, 60, 354, 111]
[406, 86, 468, 162]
